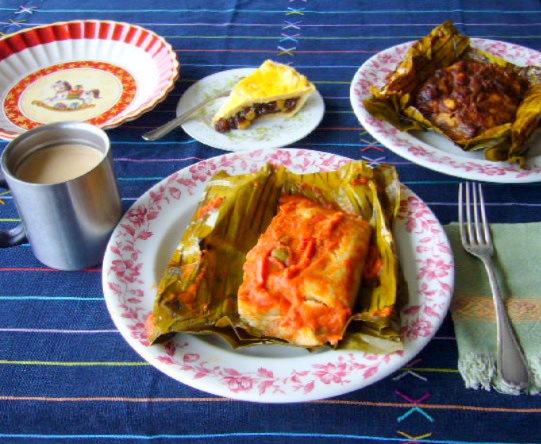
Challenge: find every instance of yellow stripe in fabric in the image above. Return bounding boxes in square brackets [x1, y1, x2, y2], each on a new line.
[2, 396, 541, 413]
[0, 360, 149, 366]
[0, 360, 459, 372]
[319, 401, 541, 413]
[0, 360, 460, 399]
[452, 294, 541, 322]
[409, 367, 460, 374]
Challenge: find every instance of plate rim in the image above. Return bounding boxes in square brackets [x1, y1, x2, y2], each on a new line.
[0, 19, 180, 140]
[350, 38, 541, 183]
[102, 148, 454, 403]
[177, 67, 325, 151]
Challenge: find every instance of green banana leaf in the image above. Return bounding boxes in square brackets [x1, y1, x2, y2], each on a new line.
[507, 84, 541, 165]
[363, 21, 541, 167]
[370, 21, 470, 101]
[146, 160, 405, 354]
[146, 164, 284, 347]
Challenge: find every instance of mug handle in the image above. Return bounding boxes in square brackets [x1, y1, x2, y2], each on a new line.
[0, 171, 27, 247]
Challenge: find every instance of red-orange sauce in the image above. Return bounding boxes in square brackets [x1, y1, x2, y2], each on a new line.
[238, 194, 373, 345]
[363, 245, 383, 280]
[144, 314, 158, 340]
[196, 197, 225, 218]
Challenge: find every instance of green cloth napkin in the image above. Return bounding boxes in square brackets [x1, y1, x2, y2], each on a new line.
[446, 222, 541, 395]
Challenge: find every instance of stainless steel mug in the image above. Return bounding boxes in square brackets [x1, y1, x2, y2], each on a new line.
[0, 122, 122, 270]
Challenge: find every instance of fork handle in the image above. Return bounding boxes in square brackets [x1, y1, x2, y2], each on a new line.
[142, 112, 193, 142]
[142, 93, 226, 141]
[482, 257, 531, 391]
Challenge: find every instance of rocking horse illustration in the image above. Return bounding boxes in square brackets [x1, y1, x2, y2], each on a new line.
[32, 80, 101, 111]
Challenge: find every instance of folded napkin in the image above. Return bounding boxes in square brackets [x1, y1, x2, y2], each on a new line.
[445, 222, 541, 395]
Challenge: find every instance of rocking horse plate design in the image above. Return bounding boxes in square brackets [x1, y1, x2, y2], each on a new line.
[0, 20, 180, 140]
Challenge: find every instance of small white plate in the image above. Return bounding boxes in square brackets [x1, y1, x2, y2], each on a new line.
[102, 148, 453, 403]
[0, 20, 179, 140]
[177, 68, 325, 151]
[351, 39, 541, 183]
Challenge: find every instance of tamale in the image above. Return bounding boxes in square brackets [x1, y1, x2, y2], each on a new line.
[145, 160, 404, 353]
[238, 194, 373, 347]
[363, 21, 541, 166]
[145, 164, 285, 347]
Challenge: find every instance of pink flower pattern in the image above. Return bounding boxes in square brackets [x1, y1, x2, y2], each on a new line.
[396, 186, 454, 343]
[406, 319, 433, 340]
[110, 259, 142, 283]
[104, 149, 453, 400]
[313, 362, 350, 385]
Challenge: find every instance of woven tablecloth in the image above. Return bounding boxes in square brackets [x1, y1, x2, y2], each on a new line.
[1, 1, 541, 442]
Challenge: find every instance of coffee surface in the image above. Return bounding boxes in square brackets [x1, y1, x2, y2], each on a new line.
[16, 144, 104, 184]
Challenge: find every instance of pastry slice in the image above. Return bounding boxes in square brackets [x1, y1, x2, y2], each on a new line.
[237, 194, 373, 347]
[213, 60, 316, 132]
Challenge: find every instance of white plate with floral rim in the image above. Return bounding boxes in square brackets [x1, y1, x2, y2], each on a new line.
[177, 68, 325, 151]
[102, 148, 453, 403]
[0, 20, 179, 140]
[351, 39, 541, 183]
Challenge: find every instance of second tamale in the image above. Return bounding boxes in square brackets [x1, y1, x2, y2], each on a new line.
[363, 21, 541, 167]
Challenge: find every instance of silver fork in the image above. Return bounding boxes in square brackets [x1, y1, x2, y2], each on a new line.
[459, 182, 530, 391]
[142, 90, 231, 141]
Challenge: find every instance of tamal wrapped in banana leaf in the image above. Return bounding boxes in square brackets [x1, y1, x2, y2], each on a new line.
[145, 160, 405, 353]
[238, 194, 373, 347]
[145, 165, 284, 347]
[363, 21, 541, 166]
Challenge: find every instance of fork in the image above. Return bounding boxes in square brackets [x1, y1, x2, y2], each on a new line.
[459, 182, 530, 391]
[142, 89, 231, 141]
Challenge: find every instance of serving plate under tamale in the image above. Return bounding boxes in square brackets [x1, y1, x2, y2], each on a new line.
[351, 38, 541, 183]
[102, 148, 453, 403]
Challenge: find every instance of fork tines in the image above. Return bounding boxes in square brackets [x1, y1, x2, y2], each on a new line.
[459, 182, 492, 249]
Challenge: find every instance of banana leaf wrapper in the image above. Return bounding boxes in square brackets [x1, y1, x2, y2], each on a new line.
[363, 21, 541, 166]
[146, 160, 405, 354]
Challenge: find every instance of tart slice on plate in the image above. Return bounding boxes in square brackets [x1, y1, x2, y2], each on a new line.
[212, 60, 316, 132]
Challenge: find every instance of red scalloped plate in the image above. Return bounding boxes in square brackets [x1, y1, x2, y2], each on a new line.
[0, 20, 180, 139]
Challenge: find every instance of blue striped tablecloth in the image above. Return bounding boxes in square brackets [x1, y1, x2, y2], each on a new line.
[1, 1, 540, 442]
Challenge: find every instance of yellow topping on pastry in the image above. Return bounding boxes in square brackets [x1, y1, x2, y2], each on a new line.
[213, 60, 316, 132]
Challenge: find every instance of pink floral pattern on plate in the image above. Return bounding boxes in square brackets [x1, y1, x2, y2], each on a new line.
[102, 149, 453, 403]
[350, 39, 541, 183]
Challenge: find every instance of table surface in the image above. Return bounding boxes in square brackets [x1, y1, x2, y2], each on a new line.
[1, 1, 540, 443]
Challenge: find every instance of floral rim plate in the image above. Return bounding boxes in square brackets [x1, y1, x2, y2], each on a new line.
[102, 148, 453, 403]
[177, 68, 325, 151]
[0, 20, 179, 140]
[351, 39, 541, 183]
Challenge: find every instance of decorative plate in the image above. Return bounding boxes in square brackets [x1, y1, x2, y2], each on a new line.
[0, 20, 179, 140]
[351, 39, 541, 183]
[177, 68, 325, 151]
[102, 148, 454, 403]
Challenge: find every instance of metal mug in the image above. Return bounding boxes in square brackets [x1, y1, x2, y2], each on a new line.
[0, 121, 122, 270]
